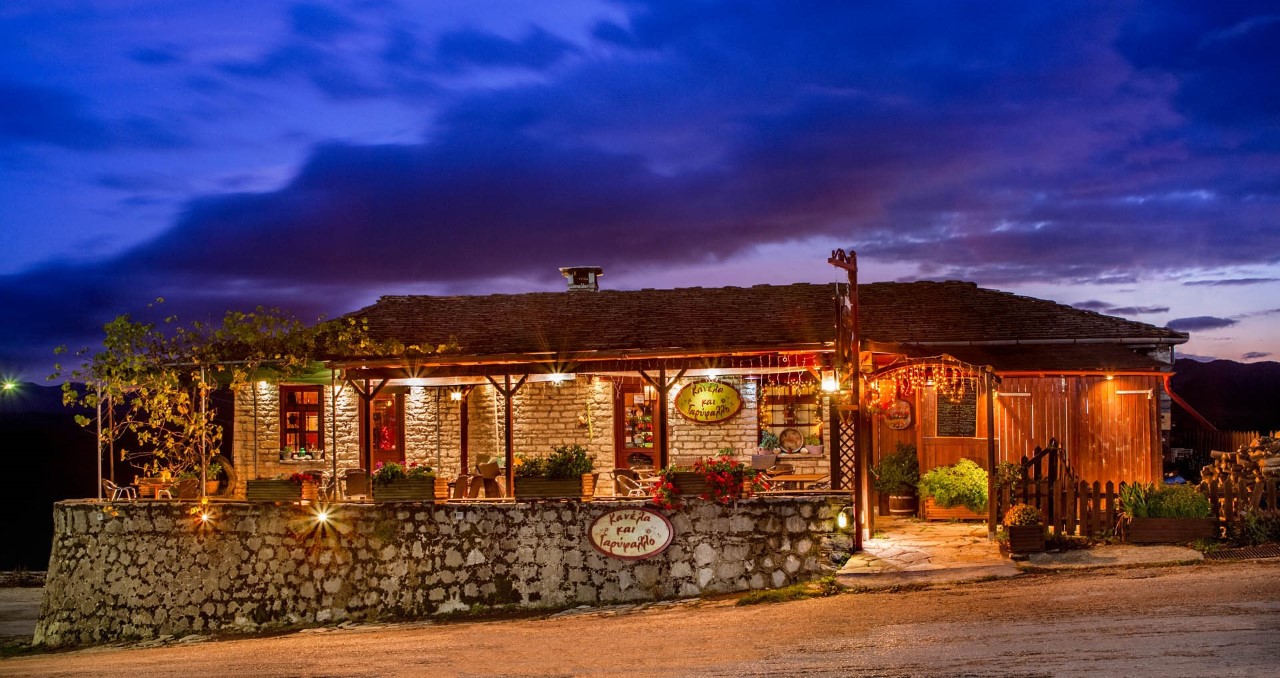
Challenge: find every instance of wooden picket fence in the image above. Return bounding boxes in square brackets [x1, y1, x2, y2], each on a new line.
[1200, 476, 1280, 528]
[995, 439, 1279, 537]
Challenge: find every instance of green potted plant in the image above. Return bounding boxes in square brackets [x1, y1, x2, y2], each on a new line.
[803, 433, 824, 455]
[372, 461, 444, 503]
[872, 443, 920, 516]
[1120, 483, 1216, 543]
[173, 469, 200, 500]
[1002, 503, 1045, 553]
[205, 462, 224, 497]
[758, 430, 781, 453]
[917, 458, 988, 520]
[513, 444, 595, 500]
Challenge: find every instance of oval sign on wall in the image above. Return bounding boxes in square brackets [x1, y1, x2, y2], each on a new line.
[673, 380, 743, 423]
[589, 508, 674, 560]
[885, 399, 913, 430]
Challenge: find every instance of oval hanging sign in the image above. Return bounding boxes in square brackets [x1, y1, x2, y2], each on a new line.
[674, 380, 743, 423]
[589, 508, 674, 560]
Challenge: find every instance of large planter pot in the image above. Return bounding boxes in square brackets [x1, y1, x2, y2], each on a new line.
[922, 497, 986, 521]
[246, 479, 316, 502]
[1006, 524, 1046, 553]
[1127, 517, 1218, 544]
[888, 494, 919, 516]
[515, 474, 594, 500]
[204, 480, 221, 496]
[373, 476, 447, 503]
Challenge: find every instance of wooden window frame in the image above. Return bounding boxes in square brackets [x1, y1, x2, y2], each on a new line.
[279, 385, 325, 455]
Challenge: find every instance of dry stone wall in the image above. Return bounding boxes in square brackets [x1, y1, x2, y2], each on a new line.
[35, 496, 853, 647]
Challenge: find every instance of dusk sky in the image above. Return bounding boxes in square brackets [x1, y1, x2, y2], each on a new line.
[2, 0, 1278, 380]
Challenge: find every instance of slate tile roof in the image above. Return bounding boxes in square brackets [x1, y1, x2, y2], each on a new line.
[347, 280, 1186, 368]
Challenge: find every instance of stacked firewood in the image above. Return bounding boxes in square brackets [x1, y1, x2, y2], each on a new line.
[1200, 437, 1280, 483]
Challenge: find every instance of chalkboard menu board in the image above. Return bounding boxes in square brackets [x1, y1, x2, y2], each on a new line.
[936, 389, 978, 437]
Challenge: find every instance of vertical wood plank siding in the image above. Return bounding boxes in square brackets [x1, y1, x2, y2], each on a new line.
[992, 375, 1162, 485]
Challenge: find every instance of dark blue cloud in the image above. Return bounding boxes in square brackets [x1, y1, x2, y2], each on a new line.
[1167, 316, 1238, 332]
[0, 81, 111, 149]
[436, 28, 579, 71]
[129, 46, 183, 66]
[1242, 351, 1273, 360]
[290, 3, 360, 43]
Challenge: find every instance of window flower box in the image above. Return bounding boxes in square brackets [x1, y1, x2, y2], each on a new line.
[373, 476, 447, 503]
[246, 478, 317, 503]
[514, 474, 594, 501]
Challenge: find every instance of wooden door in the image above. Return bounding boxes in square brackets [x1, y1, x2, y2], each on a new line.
[362, 391, 405, 469]
[614, 380, 657, 470]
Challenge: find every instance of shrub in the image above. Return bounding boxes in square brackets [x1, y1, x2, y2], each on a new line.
[993, 461, 1022, 489]
[917, 459, 988, 513]
[372, 461, 434, 486]
[871, 443, 919, 495]
[1148, 485, 1212, 519]
[545, 444, 594, 479]
[759, 430, 781, 451]
[1002, 503, 1042, 527]
[1230, 508, 1280, 546]
[513, 453, 545, 477]
[1121, 483, 1212, 519]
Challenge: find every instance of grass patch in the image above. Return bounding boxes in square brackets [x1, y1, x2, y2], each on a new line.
[737, 576, 842, 606]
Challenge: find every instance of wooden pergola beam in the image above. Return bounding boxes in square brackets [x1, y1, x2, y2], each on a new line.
[638, 368, 686, 469]
[485, 374, 527, 495]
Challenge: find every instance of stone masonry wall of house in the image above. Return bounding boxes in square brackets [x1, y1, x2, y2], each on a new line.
[35, 497, 854, 647]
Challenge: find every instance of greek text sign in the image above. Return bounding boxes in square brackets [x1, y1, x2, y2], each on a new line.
[674, 380, 743, 423]
[588, 508, 674, 560]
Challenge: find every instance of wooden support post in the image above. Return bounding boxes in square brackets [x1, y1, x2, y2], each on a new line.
[348, 377, 389, 470]
[986, 369, 998, 539]
[458, 386, 474, 473]
[486, 375, 528, 497]
[639, 367, 686, 469]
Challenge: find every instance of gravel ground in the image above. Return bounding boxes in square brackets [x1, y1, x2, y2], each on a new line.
[3, 561, 1279, 677]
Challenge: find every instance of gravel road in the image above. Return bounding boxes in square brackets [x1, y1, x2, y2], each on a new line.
[4, 561, 1278, 677]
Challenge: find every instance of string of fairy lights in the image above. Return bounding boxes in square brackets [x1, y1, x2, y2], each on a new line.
[863, 356, 980, 415]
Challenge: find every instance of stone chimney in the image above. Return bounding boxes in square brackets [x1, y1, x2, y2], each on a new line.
[559, 266, 603, 292]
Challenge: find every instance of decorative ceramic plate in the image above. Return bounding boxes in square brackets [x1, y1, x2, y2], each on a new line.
[779, 427, 805, 452]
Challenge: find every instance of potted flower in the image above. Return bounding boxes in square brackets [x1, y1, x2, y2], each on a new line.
[513, 444, 595, 500]
[1002, 503, 1045, 553]
[803, 433, 824, 455]
[205, 462, 224, 497]
[372, 461, 445, 503]
[246, 471, 320, 503]
[917, 458, 988, 520]
[653, 451, 767, 508]
[871, 443, 920, 516]
[1120, 483, 1217, 543]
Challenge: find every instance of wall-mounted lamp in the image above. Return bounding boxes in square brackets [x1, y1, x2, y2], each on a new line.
[449, 389, 464, 402]
[836, 506, 857, 531]
[821, 371, 840, 393]
[316, 510, 330, 524]
[550, 372, 569, 386]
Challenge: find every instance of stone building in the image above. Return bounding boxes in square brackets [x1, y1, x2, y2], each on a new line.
[230, 256, 1189, 531]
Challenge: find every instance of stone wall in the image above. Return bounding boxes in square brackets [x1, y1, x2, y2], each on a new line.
[35, 496, 853, 647]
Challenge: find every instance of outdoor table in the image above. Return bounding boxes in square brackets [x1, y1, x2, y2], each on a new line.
[135, 478, 174, 499]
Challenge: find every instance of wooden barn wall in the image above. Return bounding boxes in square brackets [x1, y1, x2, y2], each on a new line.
[992, 375, 1161, 485]
[871, 375, 1163, 486]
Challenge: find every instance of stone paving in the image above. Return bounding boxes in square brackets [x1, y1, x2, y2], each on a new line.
[836, 516, 1021, 587]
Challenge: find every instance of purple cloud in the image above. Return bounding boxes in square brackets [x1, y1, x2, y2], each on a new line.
[1241, 351, 1273, 360]
[1167, 316, 1238, 332]
[1183, 278, 1280, 286]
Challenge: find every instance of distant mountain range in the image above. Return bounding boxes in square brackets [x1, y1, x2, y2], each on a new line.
[1171, 359, 1280, 432]
[0, 382, 71, 415]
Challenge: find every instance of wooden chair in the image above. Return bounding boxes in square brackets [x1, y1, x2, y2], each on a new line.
[452, 474, 471, 500]
[343, 469, 369, 500]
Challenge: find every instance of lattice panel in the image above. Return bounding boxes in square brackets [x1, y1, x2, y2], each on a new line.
[833, 412, 858, 491]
